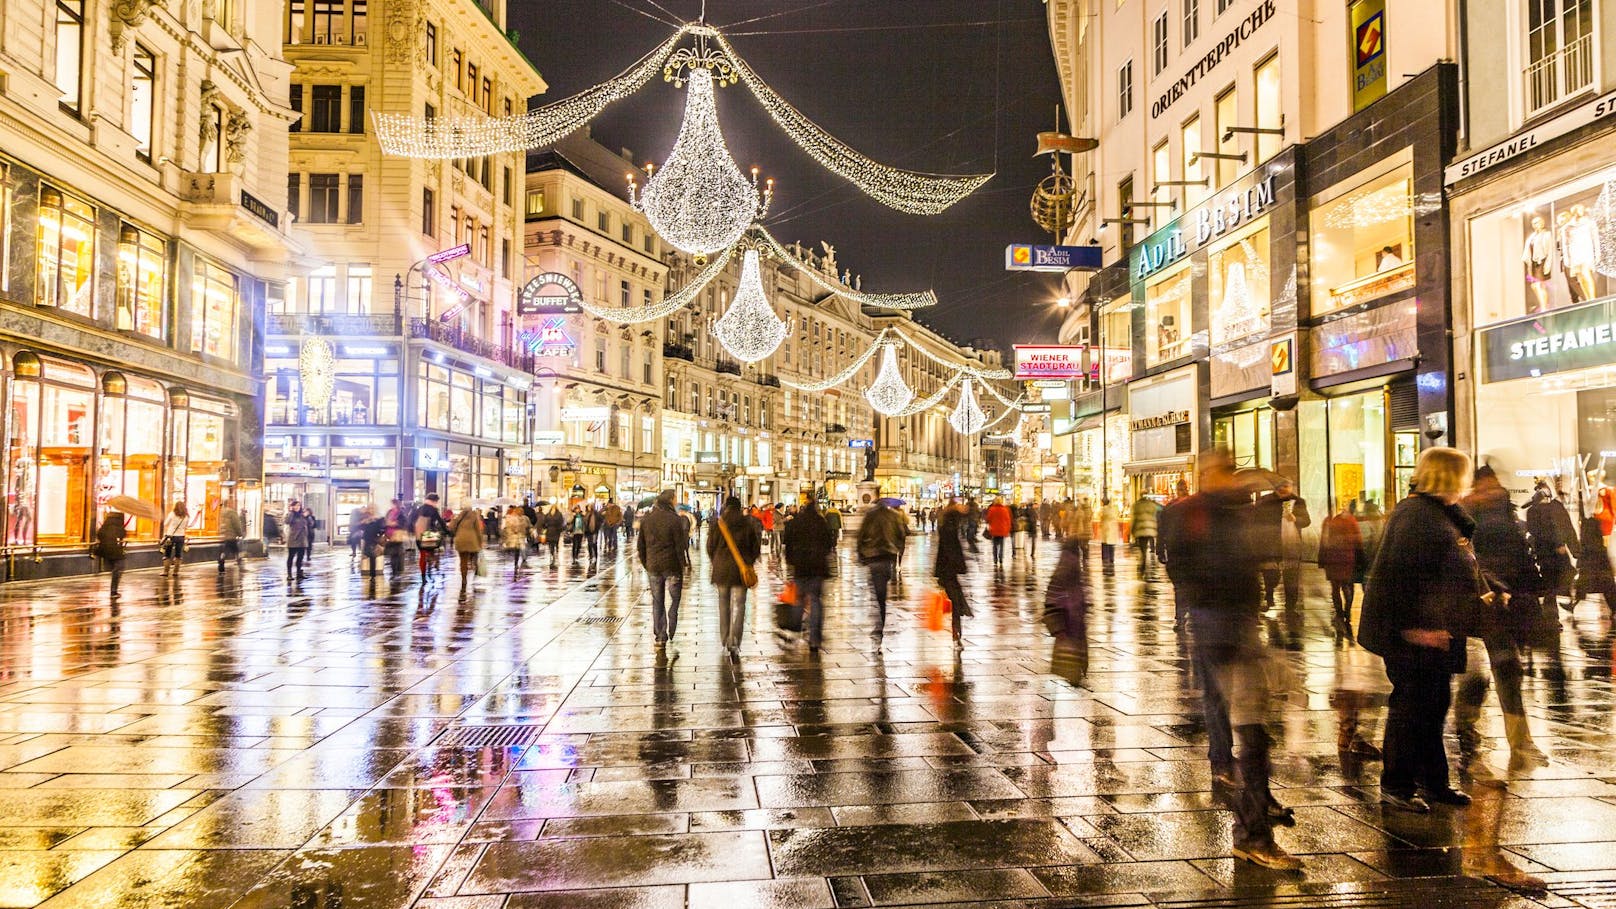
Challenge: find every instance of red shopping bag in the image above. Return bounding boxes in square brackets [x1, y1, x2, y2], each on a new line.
[925, 589, 952, 631]
[779, 581, 798, 606]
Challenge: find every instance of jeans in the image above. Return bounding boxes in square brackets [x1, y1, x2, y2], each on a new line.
[649, 573, 684, 642]
[1382, 658, 1455, 795]
[1192, 642, 1235, 775]
[602, 527, 617, 554]
[716, 585, 748, 649]
[794, 576, 826, 648]
[1263, 562, 1302, 611]
[587, 532, 599, 562]
[868, 557, 896, 633]
[939, 574, 968, 640]
[1196, 639, 1277, 847]
[288, 546, 308, 576]
[991, 535, 1006, 563]
[571, 533, 584, 561]
[1135, 535, 1155, 565]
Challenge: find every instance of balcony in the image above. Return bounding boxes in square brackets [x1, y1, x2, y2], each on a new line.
[715, 359, 742, 376]
[269, 312, 401, 336]
[663, 342, 695, 362]
[1525, 33, 1594, 116]
[756, 373, 781, 388]
[825, 423, 848, 435]
[407, 318, 536, 372]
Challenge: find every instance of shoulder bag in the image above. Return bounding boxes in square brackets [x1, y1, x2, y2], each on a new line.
[716, 518, 758, 588]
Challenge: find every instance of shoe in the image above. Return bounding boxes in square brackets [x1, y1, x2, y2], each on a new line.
[1212, 771, 1239, 789]
[1266, 798, 1296, 826]
[1508, 745, 1550, 773]
[1381, 792, 1430, 813]
[1423, 787, 1472, 807]
[1232, 842, 1304, 871]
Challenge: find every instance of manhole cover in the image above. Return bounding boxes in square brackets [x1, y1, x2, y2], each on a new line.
[435, 724, 541, 748]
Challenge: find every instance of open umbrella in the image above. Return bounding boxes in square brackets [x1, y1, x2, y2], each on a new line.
[638, 495, 658, 509]
[878, 497, 907, 507]
[108, 495, 160, 522]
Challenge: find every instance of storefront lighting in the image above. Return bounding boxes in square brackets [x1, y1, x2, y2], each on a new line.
[473, 366, 493, 378]
[1322, 180, 1412, 229]
[265, 344, 292, 356]
[298, 338, 336, 410]
[342, 345, 390, 357]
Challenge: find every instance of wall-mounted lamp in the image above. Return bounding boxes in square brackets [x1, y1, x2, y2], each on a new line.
[1221, 117, 1286, 143]
[1188, 150, 1248, 166]
[1151, 179, 1209, 194]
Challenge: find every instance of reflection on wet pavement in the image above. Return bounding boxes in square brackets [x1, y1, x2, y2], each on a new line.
[0, 537, 1611, 907]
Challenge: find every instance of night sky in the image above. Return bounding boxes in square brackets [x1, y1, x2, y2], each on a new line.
[510, 0, 1065, 353]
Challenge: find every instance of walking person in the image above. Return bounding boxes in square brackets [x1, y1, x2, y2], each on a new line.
[415, 494, 446, 578]
[569, 506, 587, 564]
[708, 496, 761, 659]
[1358, 446, 1479, 813]
[1069, 497, 1093, 552]
[358, 507, 386, 578]
[1096, 498, 1121, 570]
[383, 499, 408, 577]
[218, 497, 245, 572]
[1043, 529, 1090, 683]
[857, 497, 908, 642]
[347, 506, 367, 564]
[1525, 480, 1577, 615]
[1319, 500, 1366, 635]
[1157, 449, 1302, 870]
[603, 498, 623, 556]
[1131, 492, 1161, 573]
[638, 490, 691, 648]
[450, 504, 483, 598]
[584, 504, 603, 565]
[934, 499, 975, 650]
[95, 511, 128, 600]
[782, 495, 836, 654]
[1256, 480, 1311, 613]
[501, 505, 532, 573]
[985, 497, 1013, 567]
[543, 502, 566, 566]
[160, 502, 189, 576]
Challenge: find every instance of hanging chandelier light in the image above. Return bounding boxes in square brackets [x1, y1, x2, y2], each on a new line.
[712, 248, 791, 362]
[948, 378, 988, 435]
[865, 341, 914, 417]
[629, 66, 771, 259]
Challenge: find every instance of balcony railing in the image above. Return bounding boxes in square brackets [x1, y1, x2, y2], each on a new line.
[756, 373, 781, 388]
[407, 318, 535, 372]
[269, 312, 401, 336]
[715, 359, 742, 376]
[663, 342, 695, 362]
[1525, 33, 1594, 115]
[825, 423, 847, 435]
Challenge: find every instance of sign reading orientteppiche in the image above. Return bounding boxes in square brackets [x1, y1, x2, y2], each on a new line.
[519, 272, 584, 314]
[1480, 295, 1616, 382]
[1013, 345, 1086, 379]
[1004, 244, 1103, 273]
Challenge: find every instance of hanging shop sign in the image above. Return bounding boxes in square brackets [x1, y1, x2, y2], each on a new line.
[1349, 0, 1388, 111]
[847, 439, 874, 449]
[240, 190, 279, 228]
[416, 447, 446, 469]
[1013, 345, 1085, 379]
[560, 406, 611, 422]
[1270, 332, 1298, 397]
[523, 317, 577, 357]
[1004, 244, 1103, 273]
[695, 451, 722, 463]
[532, 430, 565, 445]
[428, 244, 472, 264]
[1022, 403, 1053, 413]
[1447, 88, 1616, 184]
[518, 272, 585, 314]
[1151, 0, 1276, 119]
[1480, 295, 1616, 382]
[1130, 411, 1190, 432]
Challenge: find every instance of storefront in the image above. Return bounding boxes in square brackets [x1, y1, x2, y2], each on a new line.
[1124, 365, 1200, 499]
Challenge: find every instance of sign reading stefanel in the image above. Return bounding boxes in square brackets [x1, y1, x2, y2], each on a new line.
[1013, 345, 1085, 379]
[1480, 295, 1616, 382]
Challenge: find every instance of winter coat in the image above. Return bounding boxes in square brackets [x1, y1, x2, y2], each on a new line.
[934, 508, 969, 580]
[782, 508, 835, 579]
[706, 509, 761, 587]
[984, 503, 1014, 538]
[96, 516, 127, 563]
[543, 508, 567, 541]
[604, 503, 623, 528]
[1042, 537, 1089, 638]
[1154, 489, 1263, 645]
[219, 506, 245, 541]
[1465, 481, 1543, 600]
[450, 509, 484, 553]
[1357, 493, 1477, 673]
[856, 504, 907, 563]
[1067, 501, 1093, 541]
[285, 510, 313, 548]
[637, 501, 691, 575]
[1130, 497, 1160, 538]
[1526, 495, 1577, 593]
[1096, 503, 1122, 546]
[1317, 512, 1364, 583]
[823, 509, 843, 538]
[500, 513, 532, 550]
[1253, 492, 1311, 561]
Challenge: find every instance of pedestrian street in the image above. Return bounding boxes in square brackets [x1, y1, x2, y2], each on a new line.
[0, 534, 1613, 908]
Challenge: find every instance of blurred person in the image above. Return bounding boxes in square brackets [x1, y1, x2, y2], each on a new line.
[1068, 497, 1093, 551]
[501, 505, 532, 572]
[95, 511, 127, 600]
[584, 503, 603, 565]
[1096, 498, 1121, 570]
[782, 495, 836, 654]
[383, 499, 408, 576]
[857, 497, 908, 642]
[217, 497, 245, 572]
[1256, 480, 1311, 613]
[603, 498, 623, 556]
[358, 507, 386, 578]
[823, 503, 843, 541]
[1318, 500, 1365, 634]
[415, 495, 446, 577]
[347, 506, 369, 563]
[934, 499, 974, 650]
[284, 500, 313, 580]
[984, 497, 1013, 567]
[543, 502, 566, 567]
[708, 496, 761, 658]
[638, 490, 691, 647]
[569, 505, 587, 563]
[1130, 491, 1161, 573]
[964, 496, 981, 541]
[1525, 480, 1577, 613]
[1042, 526, 1090, 684]
[449, 504, 484, 597]
[160, 501, 189, 577]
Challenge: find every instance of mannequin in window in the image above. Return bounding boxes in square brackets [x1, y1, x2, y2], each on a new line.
[1521, 215, 1555, 313]
[1374, 245, 1403, 272]
[1558, 205, 1599, 302]
[1158, 314, 1180, 358]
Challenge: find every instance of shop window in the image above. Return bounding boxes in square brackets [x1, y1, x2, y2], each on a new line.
[54, 1, 84, 113]
[175, 398, 233, 536]
[10, 358, 96, 546]
[190, 258, 238, 361]
[116, 224, 166, 339]
[131, 46, 156, 161]
[1309, 160, 1415, 316]
[1145, 265, 1192, 366]
[1469, 165, 1616, 326]
[1326, 390, 1388, 514]
[0, 171, 10, 295]
[1098, 299, 1134, 384]
[1213, 408, 1274, 470]
[268, 360, 299, 424]
[450, 370, 474, 435]
[1208, 224, 1270, 345]
[96, 375, 165, 540]
[36, 186, 95, 317]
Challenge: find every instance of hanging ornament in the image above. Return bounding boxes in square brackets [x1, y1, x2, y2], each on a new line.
[712, 248, 792, 363]
[1595, 180, 1616, 278]
[299, 337, 335, 410]
[756, 226, 937, 309]
[864, 342, 914, 417]
[629, 66, 771, 259]
[948, 378, 988, 435]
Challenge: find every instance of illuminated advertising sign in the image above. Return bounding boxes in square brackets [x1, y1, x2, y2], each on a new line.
[518, 272, 585, 314]
[523, 317, 577, 357]
[1013, 345, 1085, 379]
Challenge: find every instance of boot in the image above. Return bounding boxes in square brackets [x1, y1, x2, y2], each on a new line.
[1455, 701, 1497, 782]
[1503, 713, 1549, 773]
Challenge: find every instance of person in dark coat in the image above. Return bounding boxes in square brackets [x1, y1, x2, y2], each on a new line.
[781, 497, 836, 653]
[1525, 481, 1577, 611]
[542, 502, 567, 567]
[857, 499, 908, 641]
[1042, 535, 1090, 685]
[1318, 501, 1365, 633]
[1358, 447, 1480, 814]
[933, 500, 975, 649]
[284, 500, 314, 580]
[637, 490, 691, 646]
[95, 512, 128, 600]
[707, 496, 761, 658]
[1254, 480, 1311, 613]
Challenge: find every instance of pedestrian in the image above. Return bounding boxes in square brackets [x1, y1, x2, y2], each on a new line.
[1040, 499, 1055, 539]
[1157, 491, 1188, 628]
[1318, 500, 1365, 634]
[708, 496, 761, 659]
[782, 494, 836, 654]
[638, 489, 691, 647]
[1525, 481, 1576, 614]
[359, 507, 386, 578]
[965, 496, 982, 542]
[823, 503, 843, 541]
[1130, 492, 1160, 572]
[624, 504, 636, 541]
[415, 494, 446, 577]
[1358, 446, 1478, 814]
[501, 504, 532, 572]
[1096, 498, 1121, 569]
[603, 498, 623, 556]
[283, 500, 312, 578]
[761, 504, 779, 558]
[857, 497, 907, 642]
[95, 511, 128, 599]
[584, 503, 603, 564]
[985, 497, 1013, 567]
[934, 499, 974, 650]
[543, 502, 566, 566]
[1042, 529, 1090, 683]
[569, 506, 587, 563]
[218, 497, 245, 572]
[160, 501, 188, 576]
[1156, 448, 1301, 870]
[347, 506, 367, 563]
[1255, 480, 1311, 613]
[1069, 496, 1093, 551]
[383, 499, 407, 576]
[1459, 465, 1549, 776]
[1021, 502, 1039, 555]
[483, 507, 500, 545]
[450, 504, 483, 597]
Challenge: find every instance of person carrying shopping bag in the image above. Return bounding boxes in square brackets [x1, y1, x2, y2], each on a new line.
[708, 496, 761, 659]
[450, 504, 484, 598]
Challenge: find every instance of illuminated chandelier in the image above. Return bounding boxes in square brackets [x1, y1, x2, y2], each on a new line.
[1595, 180, 1616, 278]
[299, 337, 335, 410]
[948, 378, 988, 435]
[712, 248, 791, 362]
[864, 341, 914, 417]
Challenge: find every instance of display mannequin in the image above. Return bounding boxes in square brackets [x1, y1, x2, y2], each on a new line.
[1559, 205, 1599, 302]
[1522, 215, 1554, 313]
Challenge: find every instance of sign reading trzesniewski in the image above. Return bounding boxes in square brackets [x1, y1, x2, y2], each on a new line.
[1013, 345, 1085, 380]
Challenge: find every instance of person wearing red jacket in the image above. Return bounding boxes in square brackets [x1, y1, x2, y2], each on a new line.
[985, 498, 1014, 567]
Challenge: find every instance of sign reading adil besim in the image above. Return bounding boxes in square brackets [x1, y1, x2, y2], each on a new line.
[1013, 345, 1085, 379]
[1004, 244, 1103, 273]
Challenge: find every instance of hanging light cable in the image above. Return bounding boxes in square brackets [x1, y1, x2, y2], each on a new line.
[711, 248, 791, 362]
[573, 247, 733, 324]
[755, 226, 937, 309]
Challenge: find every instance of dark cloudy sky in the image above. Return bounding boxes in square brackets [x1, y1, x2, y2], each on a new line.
[510, 0, 1064, 352]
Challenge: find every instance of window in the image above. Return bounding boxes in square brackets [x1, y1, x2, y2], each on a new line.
[571, 198, 584, 220]
[310, 85, 341, 132]
[201, 104, 224, 173]
[54, 1, 84, 112]
[287, 174, 301, 221]
[307, 265, 336, 312]
[644, 233, 654, 254]
[1254, 53, 1282, 163]
[348, 85, 365, 133]
[287, 0, 306, 43]
[479, 226, 489, 266]
[525, 190, 545, 217]
[1213, 86, 1240, 187]
[308, 174, 339, 223]
[190, 258, 238, 361]
[311, 0, 338, 42]
[451, 49, 463, 91]
[1152, 12, 1169, 75]
[500, 238, 510, 278]
[1180, 115, 1205, 207]
[425, 21, 437, 66]
[1146, 265, 1192, 366]
[482, 78, 492, 113]
[1151, 141, 1173, 223]
[1117, 176, 1137, 249]
[131, 47, 156, 161]
[1217, 0, 1235, 11]
[644, 350, 653, 384]
[36, 187, 94, 316]
[425, 102, 435, 120]
[345, 264, 371, 314]
[0, 174, 10, 295]
[620, 279, 631, 307]
[1470, 163, 1616, 326]
[620, 343, 631, 378]
[466, 63, 478, 101]
[1182, 0, 1199, 46]
[1208, 223, 1270, 345]
[115, 224, 166, 338]
[598, 211, 609, 232]
[345, 174, 363, 224]
[595, 339, 606, 372]
[1526, 0, 1595, 113]
[479, 156, 491, 191]
[421, 188, 435, 236]
[350, 0, 366, 44]
[1308, 159, 1416, 315]
[289, 84, 303, 132]
[1117, 60, 1134, 119]
[502, 167, 512, 206]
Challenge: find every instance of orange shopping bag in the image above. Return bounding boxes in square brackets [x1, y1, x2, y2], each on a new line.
[925, 588, 952, 631]
[779, 581, 798, 606]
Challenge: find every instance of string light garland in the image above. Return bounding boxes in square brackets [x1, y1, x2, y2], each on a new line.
[948, 378, 988, 435]
[977, 377, 1029, 411]
[712, 248, 792, 362]
[889, 370, 966, 418]
[981, 405, 1025, 437]
[864, 341, 915, 416]
[780, 328, 892, 392]
[574, 248, 732, 323]
[891, 328, 1013, 379]
[756, 226, 936, 309]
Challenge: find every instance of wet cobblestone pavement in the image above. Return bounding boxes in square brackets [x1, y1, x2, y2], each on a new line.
[1, 534, 1615, 908]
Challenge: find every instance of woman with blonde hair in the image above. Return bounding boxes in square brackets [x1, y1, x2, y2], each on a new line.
[1358, 447, 1478, 813]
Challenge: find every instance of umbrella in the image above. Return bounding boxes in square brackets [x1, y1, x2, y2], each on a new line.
[878, 497, 906, 507]
[1233, 468, 1290, 492]
[638, 495, 658, 509]
[108, 495, 160, 521]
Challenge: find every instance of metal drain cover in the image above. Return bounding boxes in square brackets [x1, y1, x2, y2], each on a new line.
[435, 724, 541, 748]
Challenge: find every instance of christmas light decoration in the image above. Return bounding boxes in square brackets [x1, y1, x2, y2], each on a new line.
[1596, 181, 1616, 278]
[891, 328, 1013, 379]
[574, 248, 732, 324]
[756, 226, 936, 309]
[1322, 178, 1413, 229]
[712, 248, 791, 362]
[891, 370, 965, 417]
[981, 405, 1025, 437]
[780, 328, 892, 392]
[299, 337, 335, 410]
[948, 378, 988, 435]
[976, 378, 1028, 411]
[864, 341, 915, 416]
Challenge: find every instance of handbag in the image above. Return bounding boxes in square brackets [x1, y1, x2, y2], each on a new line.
[716, 518, 758, 588]
[925, 588, 952, 631]
[774, 599, 803, 632]
[779, 581, 798, 605]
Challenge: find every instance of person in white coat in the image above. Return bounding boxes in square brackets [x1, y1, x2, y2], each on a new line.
[1097, 498, 1122, 570]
